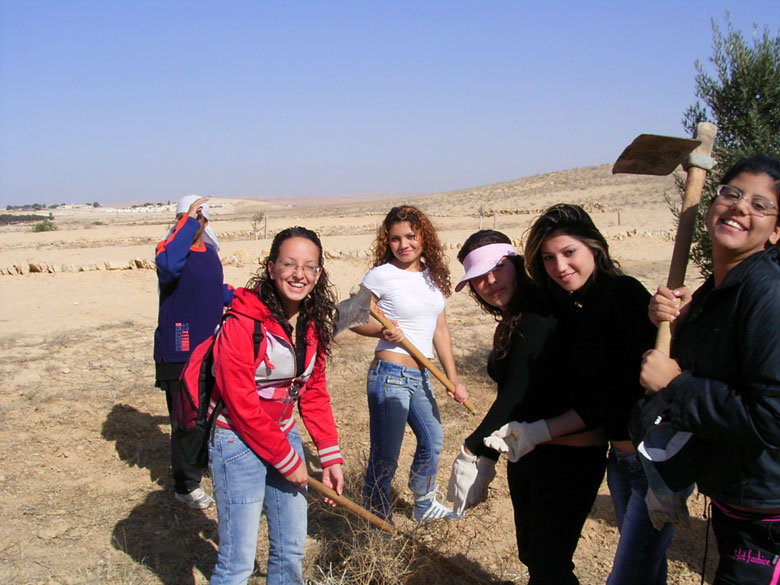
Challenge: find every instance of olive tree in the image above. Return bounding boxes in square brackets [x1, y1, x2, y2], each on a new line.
[677, 15, 780, 277]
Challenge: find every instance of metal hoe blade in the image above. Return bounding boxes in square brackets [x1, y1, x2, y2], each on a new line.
[612, 134, 701, 176]
[334, 285, 372, 336]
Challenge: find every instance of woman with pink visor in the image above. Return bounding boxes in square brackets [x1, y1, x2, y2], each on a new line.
[447, 229, 599, 585]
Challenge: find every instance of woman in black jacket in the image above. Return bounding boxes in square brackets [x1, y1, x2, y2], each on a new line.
[517, 203, 670, 585]
[642, 154, 780, 584]
[447, 230, 605, 585]
[488, 204, 668, 584]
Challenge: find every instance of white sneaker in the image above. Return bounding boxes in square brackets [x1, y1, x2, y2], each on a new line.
[175, 487, 213, 509]
[413, 487, 459, 522]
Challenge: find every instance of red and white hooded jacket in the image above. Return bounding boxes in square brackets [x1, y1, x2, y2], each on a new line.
[210, 287, 342, 478]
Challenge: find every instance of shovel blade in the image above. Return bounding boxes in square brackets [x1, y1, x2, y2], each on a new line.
[612, 134, 701, 176]
[334, 285, 372, 336]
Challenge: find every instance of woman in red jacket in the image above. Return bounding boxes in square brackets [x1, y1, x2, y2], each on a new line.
[208, 226, 344, 585]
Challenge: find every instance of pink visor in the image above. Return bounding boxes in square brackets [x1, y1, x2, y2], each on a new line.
[455, 243, 517, 292]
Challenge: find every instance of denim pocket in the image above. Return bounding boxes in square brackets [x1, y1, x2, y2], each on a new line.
[381, 374, 413, 399]
[615, 449, 643, 475]
[221, 435, 254, 464]
[217, 433, 266, 504]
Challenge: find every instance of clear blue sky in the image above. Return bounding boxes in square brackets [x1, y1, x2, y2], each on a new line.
[1, 1, 778, 206]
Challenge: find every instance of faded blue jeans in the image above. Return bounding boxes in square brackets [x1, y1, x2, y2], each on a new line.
[606, 445, 675, 585]
[209, 426, 307, 585]
[363, 359, 444, 522]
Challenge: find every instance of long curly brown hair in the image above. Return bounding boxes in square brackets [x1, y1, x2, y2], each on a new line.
[370, 205, 452, 296]
[246, 226, 338, 356]
[457, 230, 533, 361]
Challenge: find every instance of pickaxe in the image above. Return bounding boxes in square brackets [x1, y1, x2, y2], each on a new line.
[335, 285, 477, 413]
[612, 121, 718, 354]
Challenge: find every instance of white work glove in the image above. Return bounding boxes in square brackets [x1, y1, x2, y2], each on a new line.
[645, 485, 691, 530]
[483, 420, 551, 462]
[447, 445, 478, 517]
[468, 455, 497, 508]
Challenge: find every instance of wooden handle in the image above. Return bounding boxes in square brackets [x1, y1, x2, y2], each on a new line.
[655, 322, 672, 356]
[656, 121, 717, 355]
[307, 476, 397, 534]
[369, 303, 477, 414]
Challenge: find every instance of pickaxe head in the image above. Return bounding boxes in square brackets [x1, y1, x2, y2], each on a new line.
[334, 285, 372, 336]
[612, 134, 701, 176]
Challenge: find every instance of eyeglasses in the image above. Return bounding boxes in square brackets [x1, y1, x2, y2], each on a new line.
[276, 260, 321, 277]
[715, 185, 779, 217]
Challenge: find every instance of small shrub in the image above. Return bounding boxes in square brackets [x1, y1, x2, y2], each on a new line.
[251, 210, 266, 239]
[32, 219, 57, 232]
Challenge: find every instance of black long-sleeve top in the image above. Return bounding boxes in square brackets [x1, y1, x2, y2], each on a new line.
[552, 272, 655, 442]
[464, 297, 572, 459]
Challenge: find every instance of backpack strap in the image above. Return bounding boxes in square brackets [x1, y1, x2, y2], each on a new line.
[208, 312, 265, 426]
[221, 310, 264, 359]
[251, 318, 264, 360]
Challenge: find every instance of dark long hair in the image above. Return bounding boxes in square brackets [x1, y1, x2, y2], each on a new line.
[458, 230, 534, 361]
[524, 203, 621, 291]
[246, 226, 338, 356]
[371, 205, 452, 296]
[719, 154, 780, 226]
[720, 154, 780, 189]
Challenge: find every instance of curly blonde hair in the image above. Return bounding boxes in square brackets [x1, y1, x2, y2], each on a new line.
[371, 205, 452, 296]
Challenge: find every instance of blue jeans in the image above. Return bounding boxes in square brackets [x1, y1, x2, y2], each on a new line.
[209, 426, 308, 585]
[363, 359, 444, 521]
[606, 446, 675, 585]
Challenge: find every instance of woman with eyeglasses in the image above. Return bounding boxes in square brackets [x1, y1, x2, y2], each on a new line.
[641, 154, 780, 585]
[351, 205, 468, 523]
[208, 226, 344, 585]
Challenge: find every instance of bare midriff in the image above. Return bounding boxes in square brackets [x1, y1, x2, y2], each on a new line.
[374, 350, 425, 370]
[611, 439, 636, 453]
[548, 428, 607, 448]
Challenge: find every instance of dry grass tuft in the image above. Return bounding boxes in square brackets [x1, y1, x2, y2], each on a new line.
[305, 465, 500, 585]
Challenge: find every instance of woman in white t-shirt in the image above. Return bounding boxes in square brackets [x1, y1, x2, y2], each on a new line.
[351, 205, 468, 523]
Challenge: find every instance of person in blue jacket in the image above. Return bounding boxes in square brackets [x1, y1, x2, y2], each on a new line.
[154, 195, 234, 509]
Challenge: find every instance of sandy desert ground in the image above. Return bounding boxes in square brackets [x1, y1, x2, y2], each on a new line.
[0, 164, 719, 584]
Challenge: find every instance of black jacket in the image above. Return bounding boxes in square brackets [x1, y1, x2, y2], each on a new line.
[461, 265, 586, 459]
[553, 272, 655, 442]
[663, 247, 780, 508]
[464, 308, 565, 458]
